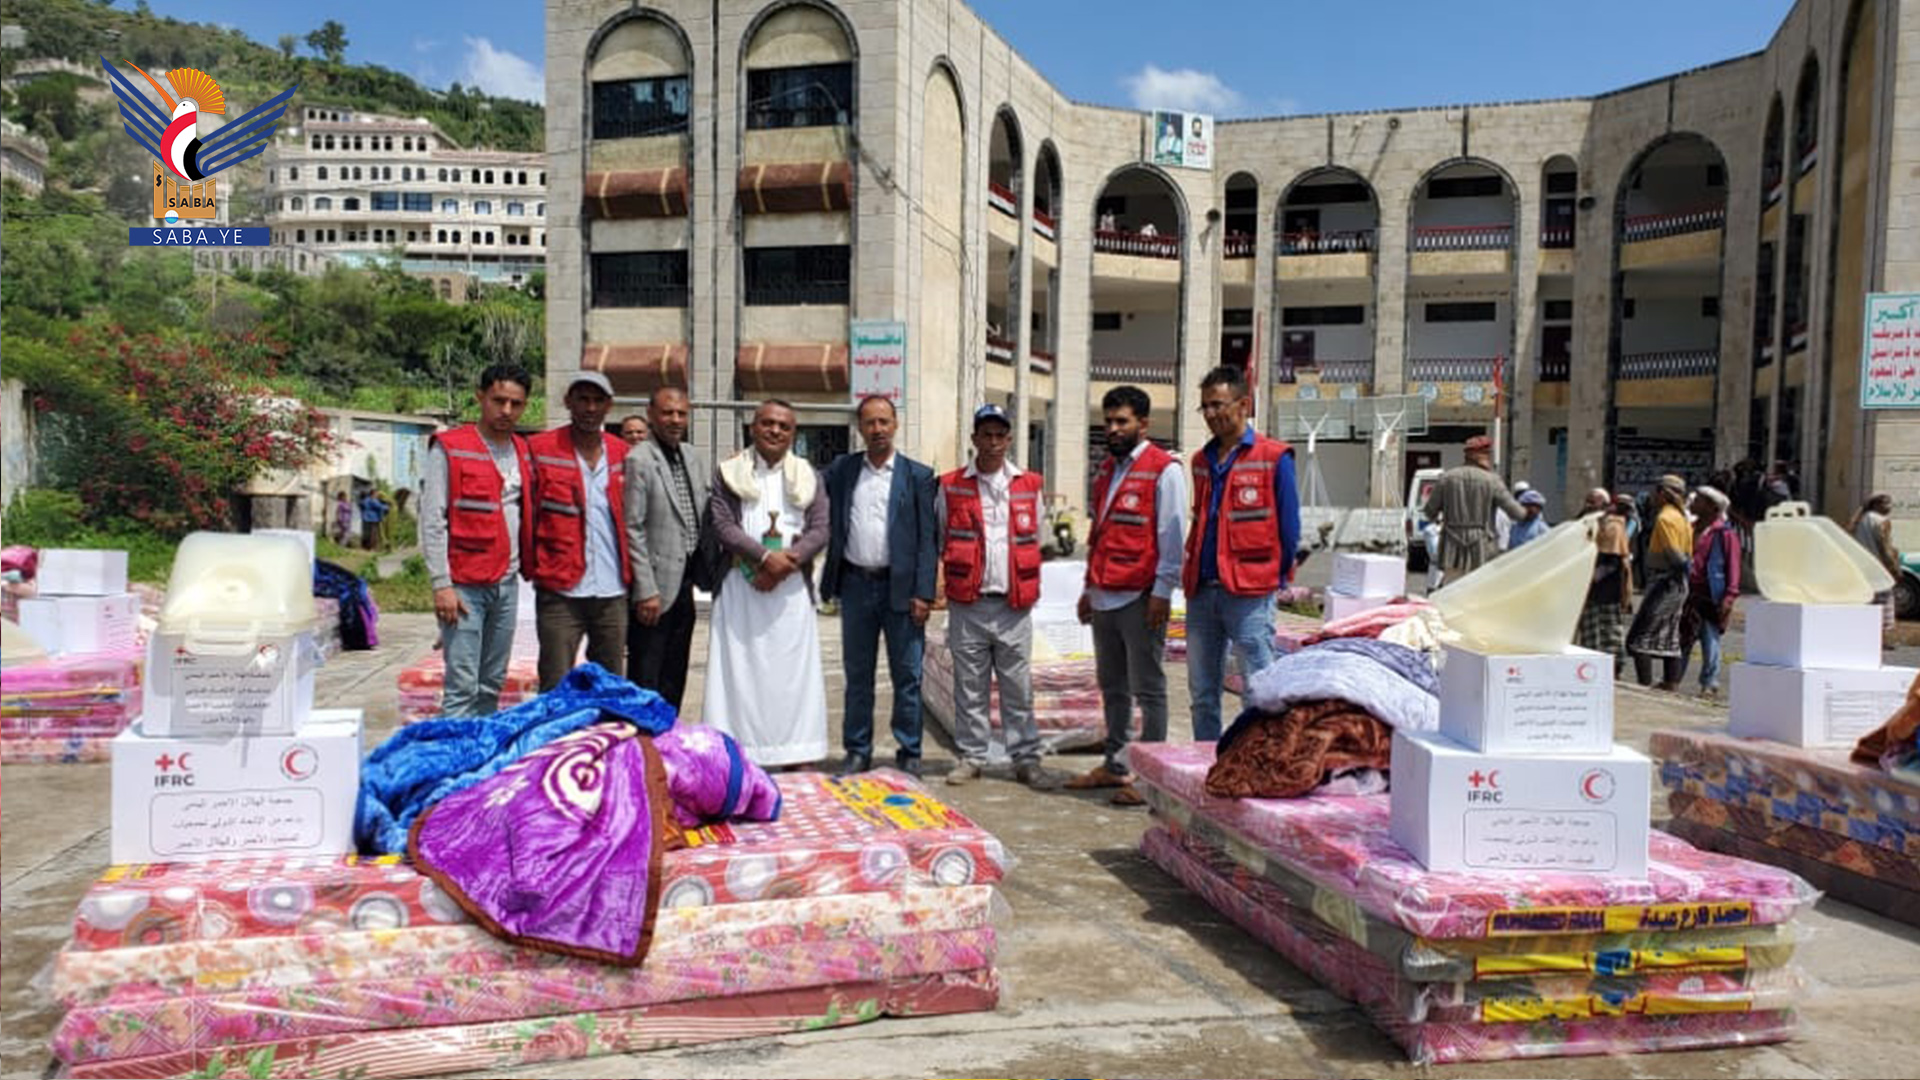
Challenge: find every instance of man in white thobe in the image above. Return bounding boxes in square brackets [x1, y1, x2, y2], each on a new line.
[702, 400, 830, 766]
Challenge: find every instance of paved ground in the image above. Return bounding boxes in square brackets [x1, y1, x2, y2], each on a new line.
[5, 570, 1919, 1079]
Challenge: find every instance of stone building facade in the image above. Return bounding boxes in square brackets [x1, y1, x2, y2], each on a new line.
[546, 0, 1919, 523]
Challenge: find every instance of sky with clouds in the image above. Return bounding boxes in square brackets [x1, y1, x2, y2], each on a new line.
[154, 0, 1792, 118]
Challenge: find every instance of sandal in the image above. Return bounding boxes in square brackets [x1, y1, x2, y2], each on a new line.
[1065, 764, 1128, 790]
[1110, 784, 1146, 807]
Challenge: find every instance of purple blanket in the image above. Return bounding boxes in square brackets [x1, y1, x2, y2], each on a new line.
[410, 721, 780, 966]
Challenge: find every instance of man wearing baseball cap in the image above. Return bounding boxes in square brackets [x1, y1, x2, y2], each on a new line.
[525, 370, 633, 689]
[936, 403, 1060, 788]
[1422, 433, 1525, 582]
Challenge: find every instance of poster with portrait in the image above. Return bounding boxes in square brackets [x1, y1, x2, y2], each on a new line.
[1149, 110, 1212, 170]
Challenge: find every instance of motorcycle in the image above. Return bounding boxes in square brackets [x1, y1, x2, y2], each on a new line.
[1045, 494, 1077, 559]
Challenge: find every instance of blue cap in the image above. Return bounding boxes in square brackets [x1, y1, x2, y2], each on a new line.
[973, 403, 1011, 429]
[1519, 489, 1547, 507]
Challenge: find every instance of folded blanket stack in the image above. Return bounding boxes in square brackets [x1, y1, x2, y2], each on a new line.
[1132, 741, 1817, 1064]
[0, 647, 143, 764]
[1654, 726, 1920, 928]
[44, 769, 1009, 1078]
[922, 620, 1138, 755]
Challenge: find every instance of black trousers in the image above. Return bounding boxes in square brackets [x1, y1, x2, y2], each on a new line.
[628, 569, 696, 710]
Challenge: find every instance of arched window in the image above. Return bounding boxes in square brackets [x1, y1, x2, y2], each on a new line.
[535, 202, 545, 216]
[353, 135, 363, 151]
[438, 168, 448, 182]
[383, 136, 393, 151]
[383, 166, 392, 181]
[470, 169, 480, 183]
[289, 166, 298, 180]
[517, 170, 527, 185]
[318, 166, 327, 180]
[485, 170, 495, 184]
[452, 230, 462, 243]
[437, 229, 447, 243]
[295, 228, 306, 242]
[314, 196, 332, 210]
[475, 200, 492, 216]
[291, 196, 304, 211]
[441, 198, 458, 214]
[343, 197, 359, 211]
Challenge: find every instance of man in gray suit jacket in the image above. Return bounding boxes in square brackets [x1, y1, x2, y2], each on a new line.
[820, 395, 938, 777]
[622, 386, 711, 710]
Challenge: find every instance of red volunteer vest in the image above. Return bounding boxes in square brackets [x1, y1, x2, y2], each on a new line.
[435, 424, 534, 587]
[940, 468, 1045, 610]
[1087, 442, 1176, 592]
[1182, 434, 1293, 597]
[526, 428, 632, 593]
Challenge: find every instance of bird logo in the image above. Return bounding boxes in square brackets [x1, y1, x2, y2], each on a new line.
[100, 57, 297, 223]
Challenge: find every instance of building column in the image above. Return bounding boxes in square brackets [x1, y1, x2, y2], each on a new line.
[1564, 189, 1615, 498]
[1251, 176, 1278, 440]
[1176, 177, 1218, 453]
[1011, 147, 1035, 467]
[1508, 177, 1543, 498]
[1372, 189, 1411, 395]
[1050, 167, 1093, 519]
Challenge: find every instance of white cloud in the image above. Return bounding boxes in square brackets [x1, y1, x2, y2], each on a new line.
[461, 37, 543, 103]
[1122, 65, 1245, 117]
[413, 38, 441, 54]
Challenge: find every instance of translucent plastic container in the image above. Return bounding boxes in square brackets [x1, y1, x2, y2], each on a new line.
[1432, 516, 1598, 655]
[1754, 501, 1895, 605]
[156, 531, 316, 656]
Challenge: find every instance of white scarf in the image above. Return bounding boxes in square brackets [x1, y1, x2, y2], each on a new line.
[718, 448, 818, 509]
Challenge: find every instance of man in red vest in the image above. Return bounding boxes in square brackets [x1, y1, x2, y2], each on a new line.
[526, 371, 631, 690]
[1065, 386, 1187, 806]
[420, 363, 534, 717]
[937, 404, 1060, 789]
[1183, 365, 1300, 741]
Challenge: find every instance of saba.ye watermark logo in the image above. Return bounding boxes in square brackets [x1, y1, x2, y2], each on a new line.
[100, 56, 296, 246]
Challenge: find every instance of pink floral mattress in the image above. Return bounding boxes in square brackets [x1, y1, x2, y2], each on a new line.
[1652, 726, 1920, 858]
[1130, 742, 1817, 940]
[69, 770, 1006, 951]
[60, 969, 999, 1079]
[923, 624, 1140, 750]
[53, 889, 998, 1064]
[1, 735, 116, 764]
[1142, 825, 1798, 1064]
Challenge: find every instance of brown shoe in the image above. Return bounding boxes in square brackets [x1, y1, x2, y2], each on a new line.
[1110, 784, 1146, 807]
[1064, 764, 1128, 790]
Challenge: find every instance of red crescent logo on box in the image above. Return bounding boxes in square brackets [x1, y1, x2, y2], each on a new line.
[280, 745, 319, 782]
[1580, 768, 1616, 804]
[1577, 662, 1597, 682]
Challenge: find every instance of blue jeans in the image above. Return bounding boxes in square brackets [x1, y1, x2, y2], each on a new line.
[1185, 581, 1276, 741]
[838, 570, 925, 761]
[439, 580, 518, 717]
[1693, 619, 1724, 691]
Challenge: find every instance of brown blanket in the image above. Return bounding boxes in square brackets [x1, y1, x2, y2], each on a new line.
[1204, 699, 1395, 799]
[1853, 668, 1920, 768]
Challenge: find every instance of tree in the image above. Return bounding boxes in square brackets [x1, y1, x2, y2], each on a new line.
[277, 33, 296, 61]
[305, 20, 347, 65]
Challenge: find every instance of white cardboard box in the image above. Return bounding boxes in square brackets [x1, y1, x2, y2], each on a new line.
[1727, 661, 1915, 747]
[15, 593, 139, 655]
[36, 549, 129, 596]
[1390, 728, 1651, 877]
[1742, 600, 1882, 670]
[141, 632, 319, 737]
[1439, 643, 1615, 754]
[1324, 591, 1391, 624]
[110, 709, 362, 865]
[1330, 552, 1406, 600]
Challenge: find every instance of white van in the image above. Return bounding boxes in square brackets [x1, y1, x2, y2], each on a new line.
[1404, 467, 1445, 572]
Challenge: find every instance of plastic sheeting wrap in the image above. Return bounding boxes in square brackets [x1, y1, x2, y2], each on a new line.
[1131, 741, 1819, 1063]
[1654, 726, 1920, 926]
[0, 647, 143, 763]
[45, 769, 1010, 1077]
[1142, 826, 1799, 1064]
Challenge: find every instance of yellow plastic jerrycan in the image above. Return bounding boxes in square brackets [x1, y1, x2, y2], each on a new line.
[1432, 515, 1599, 655]
[1754, 501, 1895, 605]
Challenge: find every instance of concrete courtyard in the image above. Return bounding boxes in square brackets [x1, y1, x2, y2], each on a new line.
[5, 565, 1919, 1079]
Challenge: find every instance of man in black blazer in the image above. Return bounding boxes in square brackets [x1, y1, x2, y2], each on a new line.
[821, 395, 938, 777]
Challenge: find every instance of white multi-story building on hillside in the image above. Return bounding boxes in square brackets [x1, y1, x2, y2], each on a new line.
[263, 107, 547, 297]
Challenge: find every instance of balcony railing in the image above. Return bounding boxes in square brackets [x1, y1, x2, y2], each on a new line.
[1280, 229, 1375, 255]
[1029, 349, 1055, 375]
[1621, 205, 1726, 243]
[988, 180, 1017, 218]
[986, 334, 1015, 365]
[1033, 208, 1056, 240]
[1224, 234, 1255, 259]
[1411, 224, 1513, 252]
[1538, 356, 1571, 382]
[1407, 356, 1504, 383]
[1619, 349, 1717, 380]
[1277, 359, 1375, 384]
[1540, 226, 1574, 249]
[1091, 357, 1177, 383]
[1094, 228, 1181, 259]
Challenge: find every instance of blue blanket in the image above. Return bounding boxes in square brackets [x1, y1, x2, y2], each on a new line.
[355, 663, 677, 854]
